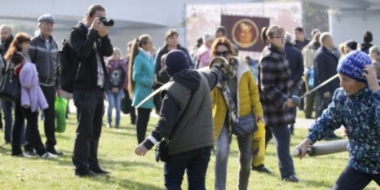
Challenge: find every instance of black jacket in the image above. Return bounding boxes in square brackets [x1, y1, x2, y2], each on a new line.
[154, 44, 192, 74]
[284, 43, 304, 83]
[314, 46, 340, 93]
[294, 39, 310, 51]
[68, 23, 113, 90]
[143, 66, 221, 154]
[0, 35, 13, 63]
[360, 42, 373, 54]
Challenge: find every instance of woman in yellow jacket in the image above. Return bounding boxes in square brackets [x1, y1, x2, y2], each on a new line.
[211, 37, 264, 190]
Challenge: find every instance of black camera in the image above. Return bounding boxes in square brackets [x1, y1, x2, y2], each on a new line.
[99, 17, 114, 27]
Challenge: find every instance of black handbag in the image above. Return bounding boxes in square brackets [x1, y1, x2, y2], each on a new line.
[155, 140, 169, 162]
[121, 96, 131, 114]
[232, 113, 257, 137]
[0, 68, 20, 101]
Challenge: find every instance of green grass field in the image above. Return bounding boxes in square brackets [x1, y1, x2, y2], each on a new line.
[0, 114, 378, 190]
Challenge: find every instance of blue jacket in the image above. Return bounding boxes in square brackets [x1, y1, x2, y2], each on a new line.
[307, 87, 380, 174]
[131, 50, 155, 109]
[314, 46, 340, 93]
[284, 43, 304, 83]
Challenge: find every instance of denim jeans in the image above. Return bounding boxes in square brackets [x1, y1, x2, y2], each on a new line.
[268, 125, 295, 179]
[106, 89, 123, 126]
[1, 99, 13, 143]
[215, 122, 253, 190]
[316, 92, 333, 118]
[164, 146, 212, 190]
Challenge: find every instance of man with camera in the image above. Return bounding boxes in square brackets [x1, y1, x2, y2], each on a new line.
[68, 4, 113, 177]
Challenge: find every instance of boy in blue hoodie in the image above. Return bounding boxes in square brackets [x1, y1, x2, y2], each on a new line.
[296, 51, 380, 189]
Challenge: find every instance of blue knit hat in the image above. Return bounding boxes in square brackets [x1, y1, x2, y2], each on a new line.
[337, 50, 371, 83]
[164, 50, 190, 76]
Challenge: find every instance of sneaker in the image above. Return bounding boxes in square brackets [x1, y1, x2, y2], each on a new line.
[24, 150, 37, 157]
[282, 175, 299, 183]
[90, 168, 110, 175]
[252, 165, 272, 174]
[40, 152, 58, 159]
[106, 123, 111, 128]
[47, 148, 64, 156]
[11, 153, 33, 158]
[75, 170, 97, 178]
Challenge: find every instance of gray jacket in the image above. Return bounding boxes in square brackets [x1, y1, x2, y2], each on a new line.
[143, 67, 221, 155]
[29, 35, 59, 86]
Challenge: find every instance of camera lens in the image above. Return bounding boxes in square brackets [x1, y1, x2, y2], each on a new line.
[107, 19, 114, 27]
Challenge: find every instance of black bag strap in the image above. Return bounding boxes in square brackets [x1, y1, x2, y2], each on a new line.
[166, 88, 195, 141]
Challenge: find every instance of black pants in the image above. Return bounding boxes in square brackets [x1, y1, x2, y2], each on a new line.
[40, 85, 57, 151]
[136, 108, 151, 144]
[265, 125, 272, 149]
[332, 166, 380, 190]
[72, 88, 104, 172]
[12, 100, 46, 156]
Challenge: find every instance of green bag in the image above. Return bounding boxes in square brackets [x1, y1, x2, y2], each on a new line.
[55, 96, 68, 133]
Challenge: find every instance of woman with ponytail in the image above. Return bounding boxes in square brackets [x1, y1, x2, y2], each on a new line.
[128, 34, 155, 144]
[258, 25, 298, 182]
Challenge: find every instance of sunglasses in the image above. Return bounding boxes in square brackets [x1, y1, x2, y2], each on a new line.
[215, 51, 230, 57]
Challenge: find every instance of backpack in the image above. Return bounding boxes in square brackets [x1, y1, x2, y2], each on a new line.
[58, 27, 84, 93]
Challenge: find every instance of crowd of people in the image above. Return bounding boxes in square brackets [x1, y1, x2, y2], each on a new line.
[0, 3, 380, 190]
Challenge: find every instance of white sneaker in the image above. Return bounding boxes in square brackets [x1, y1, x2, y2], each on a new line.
[23, 153, 33, 158]
[40, 152, 58, 159]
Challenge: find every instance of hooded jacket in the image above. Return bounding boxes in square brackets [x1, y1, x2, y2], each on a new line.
[308, 86, 380, 174]
[19, 62, 49, 112]
[143, 67, 220, 155]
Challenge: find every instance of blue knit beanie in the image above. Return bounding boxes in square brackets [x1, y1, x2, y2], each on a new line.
[164, 50, 190, 76]
[337, 50, 371, 83]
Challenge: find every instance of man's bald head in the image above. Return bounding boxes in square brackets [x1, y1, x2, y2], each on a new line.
[0, 25, 12, 42]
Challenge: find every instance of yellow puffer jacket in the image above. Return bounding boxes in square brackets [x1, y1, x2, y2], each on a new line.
[211, 58, 263, 138]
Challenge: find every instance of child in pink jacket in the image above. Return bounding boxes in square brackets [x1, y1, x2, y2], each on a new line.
[11, 52, 56, 159]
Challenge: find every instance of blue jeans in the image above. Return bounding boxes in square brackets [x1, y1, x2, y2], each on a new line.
[215, 123, 253, 190]
[1, 99, 13, 143]
[106, 89, 123, 126]
[268, 125, 295, 179]
[316, 92, 333, 118]
[164, 146, 212, 190]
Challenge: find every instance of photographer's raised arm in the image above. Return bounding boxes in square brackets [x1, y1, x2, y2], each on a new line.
[100, 33, 113, 57]
[69, 27, 97, 58]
